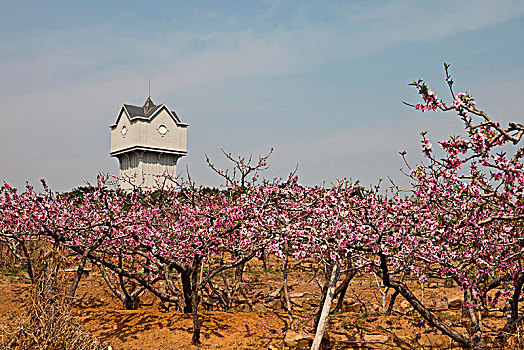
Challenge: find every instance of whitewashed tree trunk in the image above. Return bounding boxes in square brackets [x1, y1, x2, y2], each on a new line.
[373, 272, 389, 314]
[311, 263, 340, 350]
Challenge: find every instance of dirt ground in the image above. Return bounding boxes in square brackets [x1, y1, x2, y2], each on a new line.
[0, 259, 520, 349]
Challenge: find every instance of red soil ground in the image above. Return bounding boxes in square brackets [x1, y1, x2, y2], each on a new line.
[1, 259, 522, 349]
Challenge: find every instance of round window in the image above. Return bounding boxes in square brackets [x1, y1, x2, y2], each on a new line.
[121, 126, 127, 136]
[158, 125, 167, 135]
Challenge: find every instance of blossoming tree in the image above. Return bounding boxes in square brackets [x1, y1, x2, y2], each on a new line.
[395, 63, 524, 348]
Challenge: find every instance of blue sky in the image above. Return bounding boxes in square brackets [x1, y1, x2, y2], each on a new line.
[1, 1, 523, 191]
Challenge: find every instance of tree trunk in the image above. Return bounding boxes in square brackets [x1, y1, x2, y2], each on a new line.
[191, 257, 201, 345]
[122, 295, 135, 310]
[261, 253, 268, 271]
[377, 253, 469, 346]
[282, 242, 294, 330]
[386, 290, 399, 315]
[387, 279, 469, 345]
[311, 263, 340, 350]
[235, 262, 244, 282]
[69, 250, 90, 299]
[313, 269, 331, 331]
[221, 269, 232, 310]
[163, 264, 185, 311]
[180, 269, 193, 313]
[333, 267, 356, 313]
[510, 270, 524, 322]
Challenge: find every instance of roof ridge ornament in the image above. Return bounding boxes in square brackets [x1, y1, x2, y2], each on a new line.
[143, 96, 156, 114]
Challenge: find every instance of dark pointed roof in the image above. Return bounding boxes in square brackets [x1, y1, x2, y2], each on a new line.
[123, 97, 167, 119]
[110, 97, 186, 128]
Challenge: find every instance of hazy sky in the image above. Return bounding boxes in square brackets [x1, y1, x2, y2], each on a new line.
[1, 1, 523, 191]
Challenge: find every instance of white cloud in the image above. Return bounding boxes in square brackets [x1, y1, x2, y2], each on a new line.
[3, 0, 523, 100]
[341, 0, 524, 39]
[1, 0, 523, 191]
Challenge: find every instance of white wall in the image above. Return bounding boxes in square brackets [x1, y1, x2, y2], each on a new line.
[110, 107, 187, 155]
[110, 105, 188, 190]
[118, 151, 179, 190]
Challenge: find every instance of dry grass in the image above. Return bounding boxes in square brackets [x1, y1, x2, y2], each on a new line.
[0, 245, 108, 350]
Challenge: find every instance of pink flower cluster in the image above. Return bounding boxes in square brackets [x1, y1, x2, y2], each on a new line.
[451, 92, 476, 109]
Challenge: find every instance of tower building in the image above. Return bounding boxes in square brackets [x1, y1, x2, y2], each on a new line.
[110, 97, 188, 190]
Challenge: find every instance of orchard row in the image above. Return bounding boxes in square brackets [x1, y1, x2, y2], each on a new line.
[1, 65, 523, 349]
